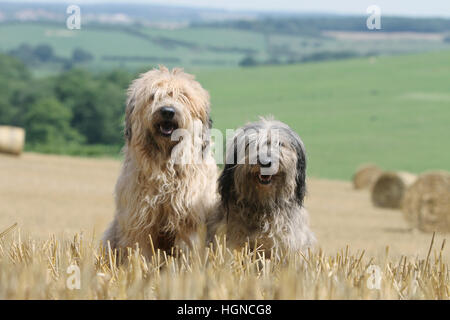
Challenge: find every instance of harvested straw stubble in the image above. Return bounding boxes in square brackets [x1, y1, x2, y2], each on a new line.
[0, 223, 18, 239]
[0, 126, 26, 156]
[402, 171, 450, 233]
[352, 164, 382, 189]
[371, 171, 417, 209]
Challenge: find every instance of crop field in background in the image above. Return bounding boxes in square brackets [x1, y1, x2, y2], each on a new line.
[5, 49, 449, 179]
[197, 51, 450, 180]
[1, 22, 450, 73]
[0, 153, 449, 299]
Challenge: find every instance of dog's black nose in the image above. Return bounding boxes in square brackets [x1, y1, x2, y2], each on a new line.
[160, 106, 175, 119]
[259, 158, 272, 168]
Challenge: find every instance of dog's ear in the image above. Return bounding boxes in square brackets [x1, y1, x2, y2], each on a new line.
[208, 116, 213, 129]
[219, 135, 238, 207]
[294, 141, 307, 206]
[124, 96, 135, 142]
[218, 163, 235, 208]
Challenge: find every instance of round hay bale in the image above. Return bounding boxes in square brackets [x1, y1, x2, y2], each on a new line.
[402, 171, 450, 233]
[352, 164, 382, 189]
[371, 171, 417, 209]
[0, 126, 26, 156]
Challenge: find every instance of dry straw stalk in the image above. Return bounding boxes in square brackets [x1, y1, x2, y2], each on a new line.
[0, 231, 448, 299]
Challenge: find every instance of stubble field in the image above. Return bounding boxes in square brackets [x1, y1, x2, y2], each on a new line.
[0, 153, 448, 299]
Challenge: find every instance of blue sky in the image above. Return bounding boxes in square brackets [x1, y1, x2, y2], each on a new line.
[3, 0, 450, 17]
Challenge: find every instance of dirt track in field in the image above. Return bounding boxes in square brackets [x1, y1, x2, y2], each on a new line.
[0, 152, 447, 260]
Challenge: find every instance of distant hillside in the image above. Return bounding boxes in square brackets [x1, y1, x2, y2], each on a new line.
[1, 3, 450, 73]
[0, 2, 258, 25]
[197, 16, 450, 36]
[1, 21, 450, 74]
[2, 2, 450, 33]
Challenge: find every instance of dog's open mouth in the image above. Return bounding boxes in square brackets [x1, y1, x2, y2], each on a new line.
[158, 121, 178, 137]
[258, 173, 272, 185]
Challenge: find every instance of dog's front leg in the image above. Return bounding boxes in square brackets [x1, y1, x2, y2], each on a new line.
[174, 225, 205, 254]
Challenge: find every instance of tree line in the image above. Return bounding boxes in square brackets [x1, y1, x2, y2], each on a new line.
[0, 53, 134, 155]
[196, 16, 450, 36]
[8, 43, 94, 71]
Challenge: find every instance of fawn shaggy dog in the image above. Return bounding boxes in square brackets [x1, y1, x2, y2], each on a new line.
[207, 118, 315, 258]
[103, 66, 217, 258]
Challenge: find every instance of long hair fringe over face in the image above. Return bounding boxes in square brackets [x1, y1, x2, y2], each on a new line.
[219, 118, 307, 212]
[125, 66, 212, 163]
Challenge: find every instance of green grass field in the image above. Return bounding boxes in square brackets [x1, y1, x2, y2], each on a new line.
[0, 23, 256, 71]
[1, 22, 450, 73]
[1, 21, 449, 180]
[195, 51, 450, 180]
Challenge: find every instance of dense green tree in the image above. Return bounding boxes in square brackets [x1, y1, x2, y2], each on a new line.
[71, 48, 94, 63]
[239, 56, 258, 67]
[0, 54, 31, 125]
[100, 69, 134, 89]
[8, 77, 56, 127]
[8, 44, 38, 66]
[33, 44, 54, 62]
[9, 43, 71, 69]
[89, 82, 126, 144]
[0, 53, 30, 81]
[0, 54, 132, 152]
[24, 97, 84, 145]
[54, 68, 126, 144]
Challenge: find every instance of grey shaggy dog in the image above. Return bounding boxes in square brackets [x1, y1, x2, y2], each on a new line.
[207, 118, 315, 257]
